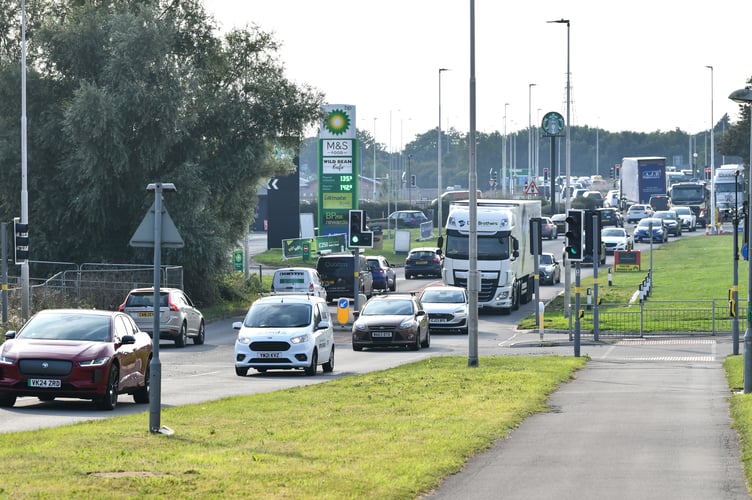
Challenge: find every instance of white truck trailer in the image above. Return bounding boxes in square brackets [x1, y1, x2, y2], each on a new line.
[441, 199, 541, 313]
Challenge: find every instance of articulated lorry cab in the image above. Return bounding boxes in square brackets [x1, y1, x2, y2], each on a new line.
[441, 199, 541, 314]
[713, 164, 745, 221]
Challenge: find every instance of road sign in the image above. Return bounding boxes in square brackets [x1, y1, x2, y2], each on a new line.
[525, 181, 540, 195]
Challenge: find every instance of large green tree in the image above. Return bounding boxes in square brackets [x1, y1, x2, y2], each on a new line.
[0, 0, 323, 302]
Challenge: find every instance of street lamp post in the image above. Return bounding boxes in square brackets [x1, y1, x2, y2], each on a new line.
[707, 66, 716, 233]
[528, 83, 537, 181]
[373, 117, 377, 200]
[549, 18, 572, 332]
[729, 87, 752, 393]
[438, 68, 449, 237]
[503, 103, 509, 197]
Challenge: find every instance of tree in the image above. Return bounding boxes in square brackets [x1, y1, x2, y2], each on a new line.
[0, 0, 323, 302]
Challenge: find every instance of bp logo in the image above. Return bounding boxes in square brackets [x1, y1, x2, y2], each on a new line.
[324, 108, 351, 136]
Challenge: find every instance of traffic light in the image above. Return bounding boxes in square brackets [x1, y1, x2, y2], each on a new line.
[491, 169, 498, 183]
[615, 164, 620, 178]
[13, 217, 29, 264]
[410, 174, 416, 187]
[564, 209, 583, 262]
[348, 210, 373, 248]
[584, 210, 602, 257]
[543, 168, 548, 181]
[529, 217, 542, 255]
[609, 167, 614, 179]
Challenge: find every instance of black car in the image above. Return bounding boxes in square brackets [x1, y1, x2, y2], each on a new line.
[596, 207, 623, 227]
[404, 247, 443, 279]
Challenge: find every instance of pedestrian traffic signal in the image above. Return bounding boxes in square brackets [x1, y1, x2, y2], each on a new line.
[565, 209, 583, 262]
[13, 217, 29, 264]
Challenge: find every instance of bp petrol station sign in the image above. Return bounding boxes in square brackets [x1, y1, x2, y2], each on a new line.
[318, 105, 358, 236]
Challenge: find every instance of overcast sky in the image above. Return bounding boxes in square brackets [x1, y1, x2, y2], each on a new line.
[203, 0, 752, 146]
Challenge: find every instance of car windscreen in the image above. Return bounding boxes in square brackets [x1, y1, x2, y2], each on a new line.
[18, 313, 111, 341]
[602, 229, 624, 237]
[244, 303, 312, 328]
[421, 290, 464, 303]
[361, 299, 414, 316]
[445, 232, 510, 260]
[539, 254, 554, 265]
[126, 292, 168, 307]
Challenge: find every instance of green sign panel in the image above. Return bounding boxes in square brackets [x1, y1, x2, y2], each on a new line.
[232, 249, 243, 271]
[282, 234, 348, 260]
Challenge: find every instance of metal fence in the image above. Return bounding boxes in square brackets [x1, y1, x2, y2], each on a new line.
[574, 299, 742, 337]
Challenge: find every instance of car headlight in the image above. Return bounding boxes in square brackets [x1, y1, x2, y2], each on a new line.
[354, 322, 368, 331]
[237, 335, 252, 345]
[0, 353, 15, 365]
[399, 318, 416, 329]
[78, 356, 111, 367]
[290, 334, 310, 344]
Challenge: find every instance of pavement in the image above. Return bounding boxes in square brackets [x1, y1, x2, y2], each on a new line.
[426, 334, 751, 500]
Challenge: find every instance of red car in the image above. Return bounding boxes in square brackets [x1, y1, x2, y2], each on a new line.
[0, 309, 153, 410]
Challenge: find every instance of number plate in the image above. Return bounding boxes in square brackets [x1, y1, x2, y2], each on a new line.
[28, 379, 61, 388]
[371, 331, 392, 338]
[416, 260, 427, 265]
[430, 318, 448, 323]
[137, 312, 153, 317]
[259, 353, 280, 358]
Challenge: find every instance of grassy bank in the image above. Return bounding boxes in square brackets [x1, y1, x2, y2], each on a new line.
[0, 356, 585, 498]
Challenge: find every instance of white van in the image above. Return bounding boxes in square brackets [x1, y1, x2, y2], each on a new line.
[271, 267, 326, 299]
[233, 295, 334, 376]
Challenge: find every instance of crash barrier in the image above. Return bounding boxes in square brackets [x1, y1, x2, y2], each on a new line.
[577, 299, 744, 338]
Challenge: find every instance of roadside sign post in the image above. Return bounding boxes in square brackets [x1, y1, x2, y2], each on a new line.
[129, 182, 182, 435]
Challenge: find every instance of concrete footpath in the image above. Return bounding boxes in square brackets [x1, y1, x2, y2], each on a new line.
[427, 336, 750, 500]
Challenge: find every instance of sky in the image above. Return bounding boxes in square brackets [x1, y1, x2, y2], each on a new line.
[203, 0, 752, 147]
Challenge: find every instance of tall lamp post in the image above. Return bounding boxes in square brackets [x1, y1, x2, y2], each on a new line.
[438, 68, 449, 237]
[528, 83, 537, 180]
[729, 87, 752, 393]
[707, 66, 716, 233]
[373, 117, 377, 200]
[549, 18, 572, 329]
[503, 103, 509, 196]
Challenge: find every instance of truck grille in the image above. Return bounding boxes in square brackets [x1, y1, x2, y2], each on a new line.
[453, 275, 500, 303]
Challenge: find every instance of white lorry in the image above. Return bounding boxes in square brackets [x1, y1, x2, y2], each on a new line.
[441, 199, 541, 313]
[712, 164, 745, 221]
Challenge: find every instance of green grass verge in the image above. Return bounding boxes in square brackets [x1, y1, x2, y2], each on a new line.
[0, 356, 585, 498]
[725, 355, 752, 493]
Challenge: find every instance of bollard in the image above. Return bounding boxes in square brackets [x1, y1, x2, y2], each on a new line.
[538, 301, 545, 342]
[608, 267, 613, 286]
[586, 288, 592, 310]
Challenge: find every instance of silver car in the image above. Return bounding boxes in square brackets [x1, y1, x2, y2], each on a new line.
[118, 288, 205, 347]
[419, 285, 469, 334]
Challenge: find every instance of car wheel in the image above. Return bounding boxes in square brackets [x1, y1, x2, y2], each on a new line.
[352, 344, 363, 352]
[389, 280, 396, 292]
[405, 273, 412, 279]
[95, 363, 119, 411]
[410, 333, 420, 351]
[133, 363, 150, 404]
[322, 346, 335, 373]
[0, 393, 17, 408]
[304, 349, 318, 376]
[175, 323, 187, 348]
[511, 282, 520, 311]
[235, 366, 249, 377]
[461, 327, 469, 335]
[421, 328, 430, 348]
[193, 321, 205, 345]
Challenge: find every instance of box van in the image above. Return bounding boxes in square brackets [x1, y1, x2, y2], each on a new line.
[271, 267, 326, 299]
[316, 253, 373, 302]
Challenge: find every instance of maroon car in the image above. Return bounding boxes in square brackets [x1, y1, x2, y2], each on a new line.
[0, 309, 153, 410]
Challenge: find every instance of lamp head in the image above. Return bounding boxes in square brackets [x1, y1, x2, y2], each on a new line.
[729, 88, 752, 105]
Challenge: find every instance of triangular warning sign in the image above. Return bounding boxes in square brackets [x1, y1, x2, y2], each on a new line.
[129, 202, 184, 248]
[525, 181, 539, 195]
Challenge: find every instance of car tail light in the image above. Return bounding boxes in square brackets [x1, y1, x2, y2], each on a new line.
[433, 255, 441, 263]
[117, 301, 126, 312]
[308, 283, 314, 293]
[167, 294, 179, 312]
[376, 269, 385, 275]
[405, 257, 411, 265]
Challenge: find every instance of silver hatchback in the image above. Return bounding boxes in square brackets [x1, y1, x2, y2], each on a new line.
[118, 288, 205, 347]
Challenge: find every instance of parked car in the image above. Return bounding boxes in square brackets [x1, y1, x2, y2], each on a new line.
[551, 213, 567, 234]
[118, 287, 205, 347]
[271, 267, 327, 299]
[670, 205, 697, 232]
[626, 204, 654, 224]
[601, 227, 634, 254]
[649, 194, 671, 212]
[367, 256, 396, 292]
[539, 252, 561, 285]
[596, 207, 623, 227]
[653, 210, 682, 236]
[351, 294, 430, 351]
[233, 295, 335, 376]
[316, 253, 373, 302]
[419, 285, 469, 334]
[0, 309, 152, 410]
[541, 217, 558, 240]
[404, 247, 443, 279]
[388, 210, 430, 228]
[633, 217, 668, 243]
